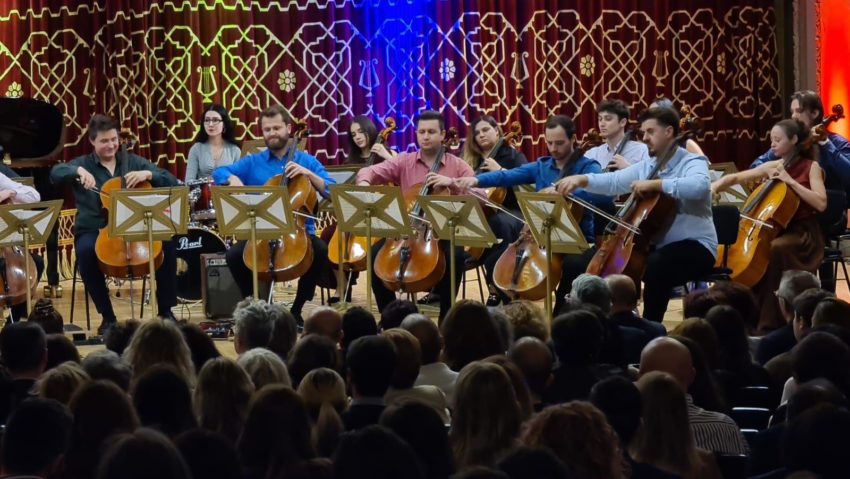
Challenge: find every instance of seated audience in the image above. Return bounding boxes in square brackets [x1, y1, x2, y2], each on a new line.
[380, 401, 455, 479]
[342, 335, 396, 431]
[194, 357, 255, 443]
[267, 302, 300, 360]
[499, 300, 548, 342]
[96, 428, 191, 479]
[379, 299, 419, 331]
[123, 320, 195, 387]
[304, 306, 343, 344]
[27, 298, 64, 334]
[37, 361, 90, 405]
[497, 447, 571, 479]
[483, 355, 533, 421]
[80, 349, 132, 392]
[288, 334, 341, 387]
[1, 397, 73, 478]
[175, 429, 243, 479]
[341, 306, 378, 354]
[332, 425, 425, 479]
[0, 321, 47, 423]
[382, 328, 449, 423]
[45, 333, 81, 370]
[179, 323, 221, 373]
[103, 319, 140, 355]
[508, 337, 553, 412]
[781, 405, 850, 478]
[672, 335, 729, 414]
[704, 305, 772, 396]
[440, 301, 504, 372]
[237, 347, 292, 389]
[606, 274, 666, 363]
[297, 367, 347, 457]
[756, 270, 820, 365]
[402, 313, 459, 403]
[131, 365, 197, 438]
[232, 298, 276, 356]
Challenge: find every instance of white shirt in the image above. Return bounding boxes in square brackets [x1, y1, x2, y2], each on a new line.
[0, 173, 40, 204]
[415, 362, 458, 405]
[584, 137, 649, 169]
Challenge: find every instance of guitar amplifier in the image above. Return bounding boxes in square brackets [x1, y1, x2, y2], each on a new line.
[200, 253, 245, 319]
[200, 253, 273, 318]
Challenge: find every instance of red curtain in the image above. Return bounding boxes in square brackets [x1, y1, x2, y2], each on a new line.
[0, 0, 780, 175]
[818, 0, 850, 139]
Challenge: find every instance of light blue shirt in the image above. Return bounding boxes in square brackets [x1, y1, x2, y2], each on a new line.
[584, 138, 650, 169]
[583, 146, 717, 257]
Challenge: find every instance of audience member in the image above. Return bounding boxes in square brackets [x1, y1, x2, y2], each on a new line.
[782, 405, 850, 478]
[708, 281, 760, 333]
[382, 328, 449, 422]
[450, 362, 520, 469]
[131, 365, 197, 438]
[488, 307, 514, 351]
[332, 425, 425, 479]
[639, 337, 748, 455]
[80, 349, 132, 391]
[341, 306, 378, 354]
[497, 447, 571, 479]
[705, 305, 772, 396]
[402, 313, 459, 403]
[45, 333, 81, 370]
[96, 428, 191, 479]
[304, 306, 343, 344]
[342, 335, 396, 431]
[0, 321, 46, 423]
[380, 299, 419, 331]
[440, 301, 504, 371]
[175, 429, 242, 479]
[298, 367, 347, 457]
[381, 401, 455, 479]
[500, 300, 548, 341]
[103, 319, 140, 355]
[237, 347, 292, 389]
[672, 335, 729, 414]
[27, 298, 64, 334]
[606, 274, 666, 363]
[682, 288, 719, 319]
[756, 270, 820, 365]
[508, 337, 553, 412]
[37, 361, 89, 405]
[123, 320, 195, 387]
[811, 297, 850, 331]
[179, 323, 221, 373]
[787, 331, 850, 402]
[570, 273, 612, 314]
[1, 398, 72, 478]
[288, 333, 341, 387]
[194, 357, 255, 443]
[267, 302, 300, 360]
[544, 310, 614, 404]
[672, 318, 720, 368]
[521, 401, 623, 479]
[482, 355, 533, 421]
[232, 298, 275, 355]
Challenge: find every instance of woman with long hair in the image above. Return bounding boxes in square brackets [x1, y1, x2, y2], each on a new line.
[185, 104, 241, 181]
[712, 119, 827, 332]
[346, 115, 394, 165]
[297, 367, 347, 457]
[194, 357, 255, 443]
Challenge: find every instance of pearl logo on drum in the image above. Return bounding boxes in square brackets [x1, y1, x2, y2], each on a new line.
[177, 236, 203, 250]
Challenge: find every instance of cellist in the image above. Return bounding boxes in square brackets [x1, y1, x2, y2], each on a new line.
[712, 119, 826, 332]
[584, 99, 649, 170]
[355, 110, 474, 320]
[345, 115, 396, 165]
[212, 105, 335, 323]
[50, 115, 180, 334]
[555, 107, 718, 323]
[453, 115, 613, 311]
[0, 172, 42, 322]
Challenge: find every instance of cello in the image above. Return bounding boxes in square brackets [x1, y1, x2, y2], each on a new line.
[373, 129, 459, 293]
[721, 104, 845, 287]
[491, 129, 604, 300]
[0, 195, 38, 309]
[243, 120, 316, 282]
[326, 117, 397, 272]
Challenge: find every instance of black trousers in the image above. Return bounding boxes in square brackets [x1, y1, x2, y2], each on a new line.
[480, 211, 524, 288]
[226, 236, 328, 319]
[370, 238, 466, 321]
[642, 240, 715, 323]
[75, 231, 178, 323]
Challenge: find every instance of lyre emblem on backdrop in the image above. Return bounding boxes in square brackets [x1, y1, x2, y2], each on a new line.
[197, 66, 218, 104]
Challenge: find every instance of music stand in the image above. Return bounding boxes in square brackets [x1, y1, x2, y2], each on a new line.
[709, 162, 750, 207]
[328, 185, 409, 312]
[516, 192, 589, 322]
[419, 195, 496, 308]
[212, 186, 295, 301]
[108, 187, 189, 320]
[0, 200, 62, 316]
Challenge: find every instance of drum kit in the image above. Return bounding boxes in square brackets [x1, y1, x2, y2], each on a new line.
[174, 178, 227, 302]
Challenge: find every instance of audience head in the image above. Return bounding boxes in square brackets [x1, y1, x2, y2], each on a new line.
[96, 428, 191, 479]
[671, 317, 719, 368]
[508, 337, 553, 403]
[382, 328, 423, 390]
[777, 270, 821, 322]
[80, 349, 132, 391]
[341, 306, 378, 352]
[639, 337, 695, 389]
[451, 361, 521, 469]
[288, 333, 340, 388]
[332, 425, 425, 479]
[237, 347, 291, 389]
[27, 298, 63, 334]
[232, 298, 275, 355]
[793, 288, 834, 341]
[570, 274, 612, 314]
[489, 307, 514, 351]
[179, 323, 221, 373]
[380, 299, 419, 331]
[633, 371, 700, 477]
[194, 357, 255, 442]
[783, 404, 850, 478]
[521, 401, 622, 479]
[45, 333, 81, 370]
[812, 297, 850, 331]
[123, 319, 195, 387]
[297, 367, 347, 456]
[400, 313, 443, 365]
[346, 335, 396, 397]
[267, 302, 300, 360]
[681, 289, 719, 319]
[237, 385, 315, 477]
[37, 361, 89, 405]
[550, 310, 604, 365]
[1, 398, 72, 477]
[704, 305, 752, 372]
[497, 447, 570, 479]
[708, 281, 760, 332]
[605, 274, 638, 313]
[670, 335, 727, 413]
[380, 401, 455, 479]
[103, 319, 140, 355]
[175, 429, 242, 479]
[131, 365, 197, 438]
[786, 380, 848, 422]
[0, 321, 46, 376]
[305, 306, 343, 343]
[589, 375, 642, 446]
[792, 332, 850, 396]
[440, 300, 504, 371]
[500, 300, 548, 341]
[483, 355, 534, 421]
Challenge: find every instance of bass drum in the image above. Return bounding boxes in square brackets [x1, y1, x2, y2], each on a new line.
[173, 228, 227, 301]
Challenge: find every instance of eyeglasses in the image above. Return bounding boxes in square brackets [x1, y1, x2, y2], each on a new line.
[204, 118, 223, 125]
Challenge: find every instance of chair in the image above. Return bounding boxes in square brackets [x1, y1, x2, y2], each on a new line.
[733, 386, 777, 411]
[714, 453, 748, 479]
[730, 407, 772, 431]
[461, 258, 486, 302]
[818, 190, 850, 290]
[683, 205, 740, 293]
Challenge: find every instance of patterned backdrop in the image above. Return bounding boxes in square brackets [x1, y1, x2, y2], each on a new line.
[0, 0, 781, 175]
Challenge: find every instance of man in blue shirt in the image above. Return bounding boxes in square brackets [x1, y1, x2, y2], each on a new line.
[556, 107, 718, 323]
[212, 105, 335, 322]
[453, 115, 614, 313]
[750, 90, 850, 293]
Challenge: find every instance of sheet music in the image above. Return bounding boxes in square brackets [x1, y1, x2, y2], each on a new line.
[339, 191, 404, 231]
[220, 192, 289, 233]
[709, 170, 747, 204]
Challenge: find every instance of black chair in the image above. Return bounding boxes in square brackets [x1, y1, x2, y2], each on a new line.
[683, 205, 740, 292]
[714, 453, 748, 479]
[819, 190, 850, 290]
[733, 386, 777, 411]
[730, 407, 772, 431]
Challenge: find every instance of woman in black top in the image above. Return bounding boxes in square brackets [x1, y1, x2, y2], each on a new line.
[345, 115, 394, 165]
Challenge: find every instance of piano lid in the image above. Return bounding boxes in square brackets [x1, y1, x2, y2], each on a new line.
[0, 97, 65, 164]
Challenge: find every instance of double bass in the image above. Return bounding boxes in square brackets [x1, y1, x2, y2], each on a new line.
[722, 104, 845, 287]
[491, 130, 603, 300]
[326, 117, 397, 272]
[373, 129, 458, 292]
[243, 120, 316, 282]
